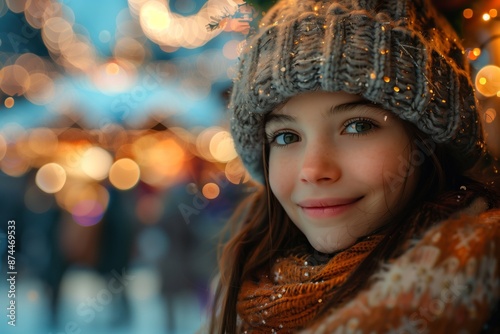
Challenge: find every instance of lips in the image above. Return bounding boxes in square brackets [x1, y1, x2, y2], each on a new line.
[297, 197, 362, 218]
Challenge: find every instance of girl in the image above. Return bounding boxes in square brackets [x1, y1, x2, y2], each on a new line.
[209, 0, 500, 332]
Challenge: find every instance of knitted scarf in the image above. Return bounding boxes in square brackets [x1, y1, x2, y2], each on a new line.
[237, 234, 384, 332]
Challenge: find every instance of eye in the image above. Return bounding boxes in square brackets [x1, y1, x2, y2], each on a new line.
[270, 131, 300, 146]
[343, 118, 376, 135]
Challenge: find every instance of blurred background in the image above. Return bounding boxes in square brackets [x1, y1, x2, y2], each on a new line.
[0, 0, 499, 333]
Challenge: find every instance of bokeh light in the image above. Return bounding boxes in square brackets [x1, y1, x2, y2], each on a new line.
[475, 65, 500, 97]
[140, 1, 171, 32]
[106, 62, 120, 75]
[209, 130, 238, 162]
[485, 108, 497, 124]
[25, 72, 56, 105]
[202, 182, 220, 199]
[133, 135, 185, 187]
[36, 162, 67, 193]
[225, 158, 250, 185]
[114, 37, 148, 65]
[4, 97, 14, 108]
[61, 141, 91, 171]
[15, 53, 49, 74]
[463, 8, 473, 19]
[5, 0, 27, 13]
[109, 158, 141, 190]
[55, 182, 109, 220]
[24, 0, 63, 29]
[27, 127, 59, 156]
[41, 9, 98, 74]
[92, 60, 136, 93]
[71, 200, 106, 227]
[1, 149, 30, 177]
[0, 65, 31, 96]
[81, 146, 113, 180]
[196, 126, 223, 161]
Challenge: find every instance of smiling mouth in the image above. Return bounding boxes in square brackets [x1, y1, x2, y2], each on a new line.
[298, 197, 363, 218]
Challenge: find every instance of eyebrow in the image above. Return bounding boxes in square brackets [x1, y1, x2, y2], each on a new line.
[264, 100, 384, 128]
[330, 101, 382, 115]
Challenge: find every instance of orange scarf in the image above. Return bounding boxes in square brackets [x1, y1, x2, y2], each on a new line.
[237, 235, 384, 333]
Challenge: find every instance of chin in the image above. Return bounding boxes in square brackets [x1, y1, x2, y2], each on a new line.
[308, 233, 358, 254]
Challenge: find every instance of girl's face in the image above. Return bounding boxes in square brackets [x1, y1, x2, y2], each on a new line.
[265, 91, 418, 253]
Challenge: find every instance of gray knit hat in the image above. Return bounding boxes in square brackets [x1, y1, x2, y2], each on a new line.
[229, 0, 484, 183]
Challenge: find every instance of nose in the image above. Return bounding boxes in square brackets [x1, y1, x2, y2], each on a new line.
[299, 142, 341, 184]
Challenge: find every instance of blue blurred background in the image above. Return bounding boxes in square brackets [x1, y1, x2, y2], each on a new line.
[0, 0, 256, 333]
[0, 0, 499, 333]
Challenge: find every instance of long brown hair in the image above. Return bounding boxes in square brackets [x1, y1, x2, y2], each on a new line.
[208, 122, 498, 333]
[209, 144, 305, 333]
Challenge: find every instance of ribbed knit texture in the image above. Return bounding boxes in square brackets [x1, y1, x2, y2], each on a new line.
[229, 0, 484, 183]
[237, 235, 384, 332]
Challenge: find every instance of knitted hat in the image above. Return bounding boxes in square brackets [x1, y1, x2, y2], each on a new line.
[229, 0, 484, 183]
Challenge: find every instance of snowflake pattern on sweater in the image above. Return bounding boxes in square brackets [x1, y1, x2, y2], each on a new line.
[301, 209, 500, 334]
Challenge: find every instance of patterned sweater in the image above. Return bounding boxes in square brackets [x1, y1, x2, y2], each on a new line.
[301, 207, 500, 334]
[201, 199, 500, 333]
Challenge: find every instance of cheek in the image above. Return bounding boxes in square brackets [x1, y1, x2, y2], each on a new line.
[369, 144, 418, 203]
[268, 153, 292, 200]
[344, 147, 399, 184]
[348, 141, 411, 192]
